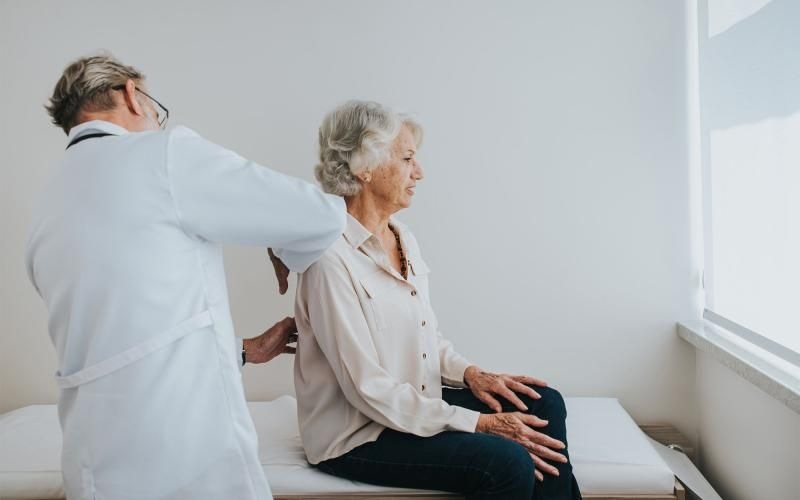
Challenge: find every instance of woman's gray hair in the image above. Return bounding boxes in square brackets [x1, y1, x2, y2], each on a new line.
[46, 52, 145, 134]
[315, 100, 423, 196]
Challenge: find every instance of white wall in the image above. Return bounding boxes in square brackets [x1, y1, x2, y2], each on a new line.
[696, 353, 800, 500]
[0, 0, 699, 442]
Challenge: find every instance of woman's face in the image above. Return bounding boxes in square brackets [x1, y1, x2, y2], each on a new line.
[365, 125, 424, 212]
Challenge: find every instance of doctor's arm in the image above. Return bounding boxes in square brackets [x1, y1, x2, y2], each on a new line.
[241, 316, 297, 364]
[166, 126, 346, 272]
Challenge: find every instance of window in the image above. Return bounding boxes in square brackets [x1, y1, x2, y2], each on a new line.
[699, 0, 800, 363]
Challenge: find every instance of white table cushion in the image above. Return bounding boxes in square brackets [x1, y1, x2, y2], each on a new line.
[0, 397, 675, 499]
[566, 398, 675, 494]
[0, 405, 64, 499]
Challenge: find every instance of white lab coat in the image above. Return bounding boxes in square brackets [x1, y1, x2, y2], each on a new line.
[25, 120, 346, 500]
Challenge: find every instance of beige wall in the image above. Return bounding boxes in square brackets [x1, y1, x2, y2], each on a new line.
[0, 0, 699, 444]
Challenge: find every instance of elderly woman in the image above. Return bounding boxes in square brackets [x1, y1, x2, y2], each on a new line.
[293, 101, 581, 500]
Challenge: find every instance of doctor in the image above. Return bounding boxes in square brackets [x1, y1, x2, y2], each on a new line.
[25, 54, 346, 500]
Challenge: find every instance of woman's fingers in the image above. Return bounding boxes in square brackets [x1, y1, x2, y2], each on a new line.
[518, 423, 564, 450]
[528, 441, 568, 464]
[508, 374, 548, 387]
[523, 427, 566, 451]
[529, 451, 560, 477]
[282, 346, 296, 354]
[530, 461, 544, 482]
[508, 379, 540, 400]
[517, 413, 549, 429]
[497, 386, 529, 411]
[477, 392, 503, 413]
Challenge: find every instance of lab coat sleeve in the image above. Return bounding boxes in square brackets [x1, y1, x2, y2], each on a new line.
[166, 126, 346, 272]
[299, 254, 480, 436]
[24, 242, 41, 297]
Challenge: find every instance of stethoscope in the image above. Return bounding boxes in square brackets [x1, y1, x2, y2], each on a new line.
[65, 132, 115, 149]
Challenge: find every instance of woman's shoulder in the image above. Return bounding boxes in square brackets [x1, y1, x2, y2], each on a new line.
[302, 235, 353, 276]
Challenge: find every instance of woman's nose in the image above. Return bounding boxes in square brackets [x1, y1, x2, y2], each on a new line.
[414, 161, 424, 180]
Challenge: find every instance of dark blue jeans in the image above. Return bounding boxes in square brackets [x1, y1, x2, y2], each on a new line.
[316, 386, 582, 500]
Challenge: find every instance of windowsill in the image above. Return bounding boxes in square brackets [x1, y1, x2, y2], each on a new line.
[678, 320, 800, 415]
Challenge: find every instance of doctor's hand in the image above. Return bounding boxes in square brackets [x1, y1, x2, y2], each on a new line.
[476, 412, 567, 482]
[268, 248, 290, 295]
[464, 365, 548, 413]
[243, 317, 298, 364]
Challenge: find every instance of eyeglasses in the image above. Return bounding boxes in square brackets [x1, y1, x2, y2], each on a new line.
[112, 84, 169, 129]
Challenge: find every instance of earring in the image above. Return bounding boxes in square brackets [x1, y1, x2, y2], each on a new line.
[363, 175, 372, 183]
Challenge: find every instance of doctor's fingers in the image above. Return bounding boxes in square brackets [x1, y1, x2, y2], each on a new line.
[272, 316, 297, 335]
[280, 316, 297, 329]
[268, 249, 291, 295]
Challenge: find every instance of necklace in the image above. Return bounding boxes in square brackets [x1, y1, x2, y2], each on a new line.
[389, 225, 408, 279]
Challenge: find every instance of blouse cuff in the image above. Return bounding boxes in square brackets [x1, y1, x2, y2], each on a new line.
[442, 357, 472, 388]
[450, 407, 481, 433]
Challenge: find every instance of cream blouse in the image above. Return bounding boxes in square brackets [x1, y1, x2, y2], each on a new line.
[294, 214, 481, 464]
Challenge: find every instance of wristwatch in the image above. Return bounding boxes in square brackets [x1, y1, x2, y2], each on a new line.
[241, 346, 247, 365]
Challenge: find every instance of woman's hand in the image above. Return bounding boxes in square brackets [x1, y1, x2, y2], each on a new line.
[243, 317, 298, 364]
[476, 412, 567, 481]
[464, 366, 548, 413]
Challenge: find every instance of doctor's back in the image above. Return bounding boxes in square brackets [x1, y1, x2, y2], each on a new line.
[25, 55, 344, 500]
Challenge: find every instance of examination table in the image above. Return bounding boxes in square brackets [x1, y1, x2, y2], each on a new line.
[0, 396, 687, 500]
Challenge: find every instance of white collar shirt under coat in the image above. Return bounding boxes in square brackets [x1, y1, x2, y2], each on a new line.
[294, 214, 480, 465]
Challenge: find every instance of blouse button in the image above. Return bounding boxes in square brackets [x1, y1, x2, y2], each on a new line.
[411, 290, 417, 296]
[421, 320, 427, 327]
[421, 384, 426, 391]
[422, 353, 427, 359]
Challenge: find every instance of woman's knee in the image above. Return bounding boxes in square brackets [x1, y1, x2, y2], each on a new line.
[484, 438, 535, 495]
[536, 386, 567, 420]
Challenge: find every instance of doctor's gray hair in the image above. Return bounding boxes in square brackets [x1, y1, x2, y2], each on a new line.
[315, 100, 423, 197]
[46, 53, 145, 134]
